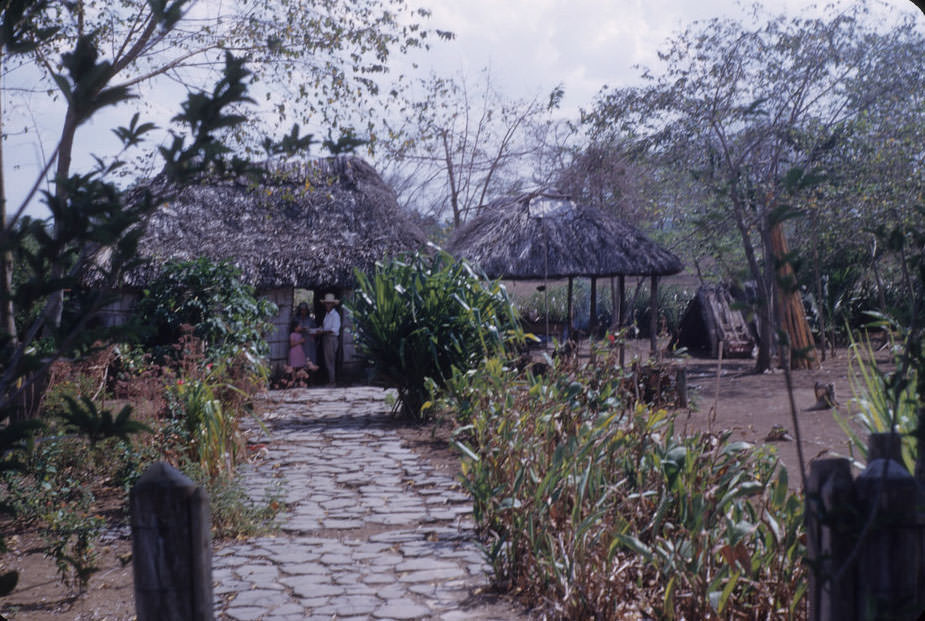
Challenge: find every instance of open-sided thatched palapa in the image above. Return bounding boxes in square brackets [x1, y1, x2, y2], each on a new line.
[102, 155, 424, 374]
[449, 191, 683, 278]
[448, 191, 683, 354]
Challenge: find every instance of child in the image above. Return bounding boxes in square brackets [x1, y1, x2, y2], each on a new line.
[288, 319, 307, 369]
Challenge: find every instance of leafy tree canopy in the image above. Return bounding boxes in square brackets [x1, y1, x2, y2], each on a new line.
[581, 3, 925, 370]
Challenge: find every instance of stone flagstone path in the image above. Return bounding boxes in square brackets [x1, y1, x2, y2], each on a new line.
[213, 386, 527, 621]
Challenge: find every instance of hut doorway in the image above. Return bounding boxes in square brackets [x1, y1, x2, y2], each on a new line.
[294, 288, 314, 310]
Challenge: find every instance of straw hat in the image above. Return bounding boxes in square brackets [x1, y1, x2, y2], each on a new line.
[321, 293, 340, 305]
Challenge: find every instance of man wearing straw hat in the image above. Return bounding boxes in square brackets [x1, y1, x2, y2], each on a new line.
[320, 293, 341, 386]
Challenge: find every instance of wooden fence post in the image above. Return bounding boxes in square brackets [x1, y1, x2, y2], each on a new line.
[866, 432, 901, 462]
[854, 433, 921, 620]
[131, 461, 213, 621]
[915, 422, 925, 618]
[675, 368, 688, 409]
[806, 457, 856, 621]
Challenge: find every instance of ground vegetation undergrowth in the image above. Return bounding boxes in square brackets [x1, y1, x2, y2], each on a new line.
[349, 251, 809, 619]
[440, 343, 807, 620]
[1, 338, 281, 588]
[1, 260, 282, 613]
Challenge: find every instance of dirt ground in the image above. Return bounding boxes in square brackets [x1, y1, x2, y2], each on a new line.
[675, 346, 872, 483]
[0, 342, 880, 619]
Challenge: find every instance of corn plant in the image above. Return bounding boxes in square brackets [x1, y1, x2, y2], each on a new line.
[167, 375, 243, 477]
[445, 351, 806, 619]
[350, 249, 523, 418]
[833, 328, 920, 470]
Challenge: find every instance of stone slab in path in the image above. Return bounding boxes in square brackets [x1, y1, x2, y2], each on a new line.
[213, 386, 527, 620]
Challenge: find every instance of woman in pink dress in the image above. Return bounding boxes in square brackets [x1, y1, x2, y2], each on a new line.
[288, 319, 307, 368]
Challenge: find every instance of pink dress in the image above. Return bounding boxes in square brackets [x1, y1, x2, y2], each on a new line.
[288, 331, 307, 367]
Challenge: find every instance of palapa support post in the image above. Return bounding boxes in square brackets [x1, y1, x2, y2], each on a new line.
[609, 276, 618, 332]
[566, 276, 574, 340]
[589, 276, 598, 338]
[675, 368, 688, 409]
[618, 275, 625, 367]
[649, 275, 658, 359]
[854, 433, 922, 620]
[131, 461, 213, 621]
[806, 458, 856, 621]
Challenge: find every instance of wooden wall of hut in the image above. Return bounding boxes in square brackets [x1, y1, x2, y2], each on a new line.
[339, 305, 363, 381]
[96, 286, 366, 382]
[97, 293, 140, 327]
[262, 288, 292, 374]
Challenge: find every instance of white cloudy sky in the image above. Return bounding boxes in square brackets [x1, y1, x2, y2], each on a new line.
[406, 0, 916, 114]
[5, 0, 920, 219]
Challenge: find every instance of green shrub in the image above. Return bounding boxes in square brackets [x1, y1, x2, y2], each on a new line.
[136, 257, 276, 364]
[350, 250, 523, 418]
[444, 351, 806, 619]
[0, 431, 131, 594]
[155, 326, 271, 479]
[42, 501, 104, 593]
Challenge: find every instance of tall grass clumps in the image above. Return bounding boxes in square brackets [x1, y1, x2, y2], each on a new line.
[350, 249, 524, 418]
[834, 329, 920, 471]
[445, 350, 806, 619]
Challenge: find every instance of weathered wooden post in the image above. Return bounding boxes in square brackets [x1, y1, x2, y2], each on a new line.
[854, 433, 921, 620]
[806, 457, 856, 621]
[131, 462, 213, 621]
[675, 368, 688, 409]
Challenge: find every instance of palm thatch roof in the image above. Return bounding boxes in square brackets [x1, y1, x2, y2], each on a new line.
[111, 156, 424, 290]
[448, 191, 683, 279]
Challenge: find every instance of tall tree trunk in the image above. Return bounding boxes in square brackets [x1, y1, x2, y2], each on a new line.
[730, 194, 774, 372]
[811, 217, 827, 361]
[45, 108, 80, 331]
[617, 275, 625, 367]
[870, 239, 888, 313]
[441, 130, 460, 228]
[0, 49, 17, 345]
[771, 222, 816, 369]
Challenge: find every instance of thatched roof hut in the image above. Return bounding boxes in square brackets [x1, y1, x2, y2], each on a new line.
[95, 155, 423, 378]
[118, 155, 424, 290]
[448, 191, 683, 354]
[448, 191, 683, 280]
